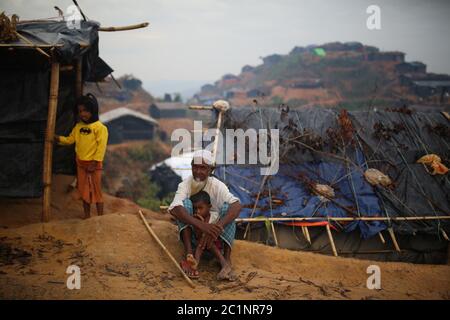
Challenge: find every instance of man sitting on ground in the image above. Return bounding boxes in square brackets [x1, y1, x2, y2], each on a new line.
[168, 149, 242, 281]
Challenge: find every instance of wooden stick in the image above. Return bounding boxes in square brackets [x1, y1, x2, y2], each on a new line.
[243, 174, 270, 239]
[138, 210, 195, 288]
[189, 105, 213, 110]
[211, 110, 224, 165]
[442, 111, 450, 121]
[302, 226, 311, 244]
[14, 31, 50, 58]
[378, 232, 386, 244]
[326, 223, 338, 257]
[441, 229, 449, 241]
[42, 61, 60, 222]
[388, 227, 401, 252]
[236, 216, 450, 222]
[99, 22, 149, 32]
[271, 222, 279, 247]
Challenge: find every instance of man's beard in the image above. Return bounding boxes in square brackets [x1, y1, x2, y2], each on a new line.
[191, 176, 207, 195]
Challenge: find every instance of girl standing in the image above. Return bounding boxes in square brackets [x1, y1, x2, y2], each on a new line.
[55, 94, 108, 219]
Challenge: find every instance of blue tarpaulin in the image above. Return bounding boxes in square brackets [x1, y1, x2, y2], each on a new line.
[215, 152, 387, 238]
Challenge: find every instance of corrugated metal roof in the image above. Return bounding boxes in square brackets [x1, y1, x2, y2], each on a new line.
[100, 107, 158, 125]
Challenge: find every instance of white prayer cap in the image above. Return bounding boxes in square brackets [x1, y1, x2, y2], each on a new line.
[192, 149, 214, 166]
[212, 100, 230, 111]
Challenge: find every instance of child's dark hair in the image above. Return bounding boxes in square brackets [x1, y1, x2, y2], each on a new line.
[77, 93, 99, 123]
[190, 191, 211, 205]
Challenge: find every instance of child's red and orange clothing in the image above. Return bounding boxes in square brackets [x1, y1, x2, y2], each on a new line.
[59, 121, 108, 204]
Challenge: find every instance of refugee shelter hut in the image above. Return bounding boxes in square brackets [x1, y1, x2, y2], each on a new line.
[210, 106, 450, 263]
[0, 14, 148, 222]
[100, 107, 158, 144]
[149, 102, 187, 119]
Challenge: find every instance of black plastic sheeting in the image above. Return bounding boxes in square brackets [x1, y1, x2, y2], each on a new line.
[0, 21, 113, 198]
[219, 106, 450, 236]
[14, 21, 113, 81]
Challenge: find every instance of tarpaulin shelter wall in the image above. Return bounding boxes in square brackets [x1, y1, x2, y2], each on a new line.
[212, 106, 449, 259]
[0, 20, 112, 220]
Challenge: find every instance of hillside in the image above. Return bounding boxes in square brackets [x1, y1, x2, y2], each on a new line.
[84, 74, 155, 114]
[191, 42, 450, 109]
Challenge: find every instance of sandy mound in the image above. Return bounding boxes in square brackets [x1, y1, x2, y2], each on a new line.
[0, 175, 164, 229]
[1, 212, 449, 300]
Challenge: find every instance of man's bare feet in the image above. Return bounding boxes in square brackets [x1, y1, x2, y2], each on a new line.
[216, 263, 237, 281]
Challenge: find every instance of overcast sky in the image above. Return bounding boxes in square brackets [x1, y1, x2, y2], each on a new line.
[3, 0, 450, 97]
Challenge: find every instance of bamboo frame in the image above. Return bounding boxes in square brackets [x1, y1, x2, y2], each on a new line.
[42, 60, 60, 222]
[236, 216, 450, 222]
[14, 31, 50, 58]
[243, 174, 270, 239]
[388, 227, 401, 252]
[99, 22, 149, 32]
[441, 229, 449, 241]
[378, 232, 386, 244]
[271, 222, 279, 247]
[211, 109, 224, 165]
[326, 223, 338, 257]
[138, 210, 195, 288]
[302, 226, 311, 244]
[189, 105, 213, 110]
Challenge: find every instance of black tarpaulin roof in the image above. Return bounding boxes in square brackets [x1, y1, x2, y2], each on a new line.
[2, 20, 113, 81]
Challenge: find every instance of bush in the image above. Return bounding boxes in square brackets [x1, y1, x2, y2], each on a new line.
[136, 177, 175, 211]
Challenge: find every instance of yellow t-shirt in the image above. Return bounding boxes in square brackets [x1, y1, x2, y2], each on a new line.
[58, 121, 109, 162]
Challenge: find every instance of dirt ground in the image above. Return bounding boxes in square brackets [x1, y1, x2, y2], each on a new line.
[0, 176, 449, 300]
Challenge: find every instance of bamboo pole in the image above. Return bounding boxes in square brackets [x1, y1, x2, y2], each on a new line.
[211, 109, 224, 165]
[14, 31, 50, 58]
[189, 105, 213, 110]
[42, 60, 60, 222]
[99, 22, 149, 32]
[326, 223, 338, 257]
[271, 222, 279, 247]
[236, 216, 450, 222]
[302, 226, 311, 244]
[378, 232, 386, 244]
[138, 210, 195, 288]
[388, 227, 401, 252]
[441, 229, 449, 241]
[243, 174, 270, 239]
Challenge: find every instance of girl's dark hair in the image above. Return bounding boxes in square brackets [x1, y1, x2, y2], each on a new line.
[190, 191, 211, 205]
[77, 93, 99, 123]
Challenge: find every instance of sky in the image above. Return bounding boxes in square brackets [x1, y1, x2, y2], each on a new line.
[3, 0, 450, 98]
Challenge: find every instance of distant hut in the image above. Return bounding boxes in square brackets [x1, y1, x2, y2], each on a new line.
[262, 54, 283, 66]
[100, 107, 158, 144]
[149, 102, 187, 119]
[395, 62, 427, 74]
[246, 87, 271, 98]
[367, 51, 405, 62]
[241, 65, 255, 73]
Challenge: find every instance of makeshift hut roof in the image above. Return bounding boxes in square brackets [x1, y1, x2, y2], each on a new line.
[1, 20, 113, 80]
[100, 107, 158, 125]
[212, 106, 450, 239]
[0, 13, 148, 222]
